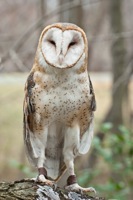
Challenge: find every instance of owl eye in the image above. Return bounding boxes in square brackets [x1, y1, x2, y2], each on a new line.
[49, 40, 56, 46]
[68, 41, 76, 48]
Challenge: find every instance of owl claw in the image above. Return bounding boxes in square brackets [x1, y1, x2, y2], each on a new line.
[65, 183, 96, 193]
[37, 174, 54, 186]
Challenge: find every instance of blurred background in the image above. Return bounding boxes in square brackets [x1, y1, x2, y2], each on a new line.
[0, 0, 133, 199]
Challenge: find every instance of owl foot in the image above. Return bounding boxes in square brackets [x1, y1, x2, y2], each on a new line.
[65, 175, 96, 193]
[37, 167, 54, 186]
[65, 183, 96, 193]
[37, 174, 54, 186]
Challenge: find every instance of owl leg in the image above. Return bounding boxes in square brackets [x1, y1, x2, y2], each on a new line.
[37, 167, 54, 186]
[63, 125, 96, 193]
[32, 128, 54, 186]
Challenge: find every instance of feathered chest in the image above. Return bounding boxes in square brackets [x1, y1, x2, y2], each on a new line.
[29, 70, 93, 132]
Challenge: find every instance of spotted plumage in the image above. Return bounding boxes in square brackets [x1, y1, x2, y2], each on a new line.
[23, 23, 96, 192]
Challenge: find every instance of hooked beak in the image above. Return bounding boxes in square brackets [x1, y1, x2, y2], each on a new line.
[58, 54, 64, 65]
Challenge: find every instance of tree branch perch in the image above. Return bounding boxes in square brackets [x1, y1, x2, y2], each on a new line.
[0, 179, 105, 200]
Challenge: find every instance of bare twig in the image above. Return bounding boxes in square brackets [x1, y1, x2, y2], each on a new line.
[9, 50, 27, 72]
[0, 0, 109, 69]
[113, 56, 133, 94]
[0, 0, 86, 67]
[1, 0, 132, 71]
[89, 30, 133, 43]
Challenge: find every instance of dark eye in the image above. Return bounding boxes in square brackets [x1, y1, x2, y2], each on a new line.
[49, 40, 56, 46]
[68, 41, 76, 48]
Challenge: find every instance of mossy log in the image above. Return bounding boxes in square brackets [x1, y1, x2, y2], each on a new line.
[0, 179, 105, 200]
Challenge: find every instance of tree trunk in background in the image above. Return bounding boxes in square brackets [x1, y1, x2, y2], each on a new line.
[98, 0, 130, 131]
[89, 0, 130, 168]
[60, 0, 83, 29]
[106, 0, 128, 128]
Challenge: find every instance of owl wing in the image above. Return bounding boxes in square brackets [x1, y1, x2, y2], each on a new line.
[78, 75, 96, 155]
[88, 75, 96, 112]
[23, 71, 66, 180]
[23, 71, 38, 167]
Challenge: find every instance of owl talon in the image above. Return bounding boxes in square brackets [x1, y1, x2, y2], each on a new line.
[53, 183, 58, 190]
[37, 174, 54, 186]
[65, 183, 96, 193]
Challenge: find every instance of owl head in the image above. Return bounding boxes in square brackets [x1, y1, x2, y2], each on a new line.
[37, 23, 88, 69]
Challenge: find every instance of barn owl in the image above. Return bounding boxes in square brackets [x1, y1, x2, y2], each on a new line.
[23, 23, 96, 193]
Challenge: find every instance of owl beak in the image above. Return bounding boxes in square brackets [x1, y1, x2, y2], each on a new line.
[58, 54, 64, 65]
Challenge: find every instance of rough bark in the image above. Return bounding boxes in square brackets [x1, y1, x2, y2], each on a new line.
[0, 179, 105, 200]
